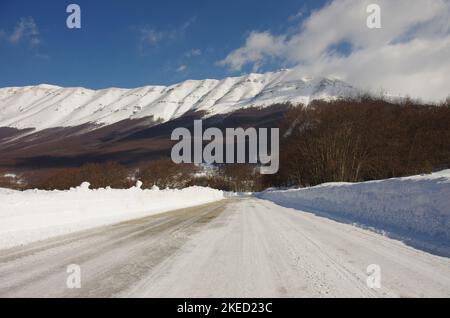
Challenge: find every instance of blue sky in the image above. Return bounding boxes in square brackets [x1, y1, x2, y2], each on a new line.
[0, 0, 326, 88]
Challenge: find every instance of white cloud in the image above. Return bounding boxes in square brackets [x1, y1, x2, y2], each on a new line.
[9, 17, 41, 47]
[139, 28, 164, 47]
[138, 17, 196, 52]
[218, 31, 286, 71]
[184, 48, 201, 57]
[219, 0, 450, 101]
[1, 17, 47, 58]
[176, 64, 187, 72]
[288, 7, 307, 22]
[180, 17, 196, 33]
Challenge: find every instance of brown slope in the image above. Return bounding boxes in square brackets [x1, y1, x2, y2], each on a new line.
[0, 104, 290, 172]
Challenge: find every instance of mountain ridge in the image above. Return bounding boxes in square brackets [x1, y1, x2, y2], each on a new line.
[0, 69, 359, 132]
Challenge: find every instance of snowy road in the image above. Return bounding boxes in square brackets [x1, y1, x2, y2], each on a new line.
[0, 198, 449, 297]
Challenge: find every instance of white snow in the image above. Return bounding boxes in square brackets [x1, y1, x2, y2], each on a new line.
[0, 69, 359, 132]
[123, 198, 450, 297]
[258, 170, 450, 255]
[0, 183, 224, 249]
[2, 197, 450, 297]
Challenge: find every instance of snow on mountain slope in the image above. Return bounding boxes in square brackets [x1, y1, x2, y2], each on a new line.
[0, 69, 359, 131]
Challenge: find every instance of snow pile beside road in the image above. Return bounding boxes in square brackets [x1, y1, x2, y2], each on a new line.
[258, 171, 450, 251]
[0, 183, 224, 249]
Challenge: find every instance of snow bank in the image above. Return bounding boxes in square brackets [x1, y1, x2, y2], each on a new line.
[0, 183, 224, 249]
[258, 171, 450, 253]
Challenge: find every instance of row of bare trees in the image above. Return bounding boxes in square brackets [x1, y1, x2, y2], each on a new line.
[263, 96, 450, 187]
[38, 162, 133, 190]
[34, 160, 195, 190]
[31, 159, 262, 191]
[194, 164, 262, 192]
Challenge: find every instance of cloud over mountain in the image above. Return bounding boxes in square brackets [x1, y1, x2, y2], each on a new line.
[220, 0, 450, 101]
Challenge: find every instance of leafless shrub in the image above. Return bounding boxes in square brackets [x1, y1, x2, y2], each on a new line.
[39, 162, 132, 190]
[137, 158, 198, 189]
[263, 97, 450, 187]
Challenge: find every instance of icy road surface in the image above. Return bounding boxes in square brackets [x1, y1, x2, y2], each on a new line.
[0, 198, 449, 297]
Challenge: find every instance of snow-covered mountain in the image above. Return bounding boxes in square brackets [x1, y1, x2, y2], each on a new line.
[0, 69, 359, 132]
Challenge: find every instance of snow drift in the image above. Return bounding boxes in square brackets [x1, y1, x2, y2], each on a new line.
[258, 170, 450, 255]
[0, 183, 224, 249]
